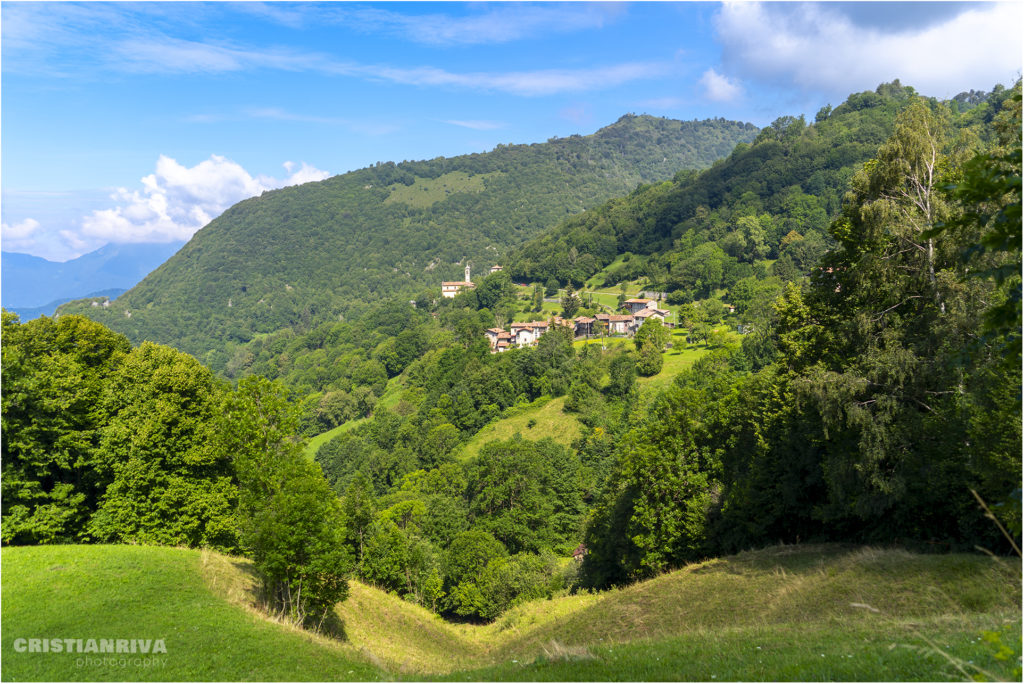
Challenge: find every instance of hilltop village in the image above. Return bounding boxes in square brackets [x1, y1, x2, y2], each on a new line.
[483, 301, 672, 352]
[440, 266, 674, 352]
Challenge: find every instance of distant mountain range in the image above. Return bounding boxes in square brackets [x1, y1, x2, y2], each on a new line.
[5, 288, 127, 321]
[2, 242, 184, 319]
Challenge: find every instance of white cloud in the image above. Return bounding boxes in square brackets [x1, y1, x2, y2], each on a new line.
[337, 61, 670, 97]
[340, 4, 623, 46]
[444, 120, 505, 131]
[58, 229, 92, 255]
[3, 3, 660, 97]
[1, 218, 44, 253]
[699, 68, 743, 102]
[112, 38, 329, 75]
[280, 162, 331, 186]
[2, 218, 41, 241]
[77, 156, 329, 246]
[715, 2, 1024, 98]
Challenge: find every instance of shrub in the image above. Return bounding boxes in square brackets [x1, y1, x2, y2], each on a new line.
[221, 376, 352, 631]
[636, 340, 664, 376]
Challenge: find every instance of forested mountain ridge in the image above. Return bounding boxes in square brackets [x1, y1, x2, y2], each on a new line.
[57, 114, 757, 366]
[507, 82, 1015, 297]
[209, 82, 1015, 402]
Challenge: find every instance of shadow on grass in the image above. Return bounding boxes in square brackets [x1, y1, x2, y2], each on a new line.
[226, 556, 350, 643]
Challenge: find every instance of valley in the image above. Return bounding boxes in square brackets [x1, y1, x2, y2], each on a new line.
[3, 75, 1021, 683]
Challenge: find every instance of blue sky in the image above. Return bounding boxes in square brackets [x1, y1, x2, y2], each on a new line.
[2, 1, 1021, 261]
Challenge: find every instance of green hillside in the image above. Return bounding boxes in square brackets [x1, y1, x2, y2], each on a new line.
[58, 115, 757, 365]
[3, 544, 1018, 681]
[455, 396, 582, 461]
[507, 81, 1014, 296]
[0, 545, 382, 681]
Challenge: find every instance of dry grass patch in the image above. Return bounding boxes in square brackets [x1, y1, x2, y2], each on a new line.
[336, 582, 486, 674]
[199, 543, 1019, 678]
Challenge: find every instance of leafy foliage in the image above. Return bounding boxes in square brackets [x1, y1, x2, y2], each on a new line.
[1, 313, 130, 544]
[581, 83, 1022, 587]
[88, 342, 237, 548]
[220, 376, 352, 628]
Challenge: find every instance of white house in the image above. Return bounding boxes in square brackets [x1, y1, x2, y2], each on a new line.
[510, 320, 549, 347]
[607, 314, 635, 335]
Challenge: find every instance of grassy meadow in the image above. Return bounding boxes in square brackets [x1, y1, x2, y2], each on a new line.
[2, 543, 1019, 681]
[0, 545, 381, 682]
[456, 396, 583, 460]
[383, 171, 502, 209]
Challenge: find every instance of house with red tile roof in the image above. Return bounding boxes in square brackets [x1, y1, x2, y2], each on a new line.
[510, 320, 549, 347]
[623, 297, 656, 313]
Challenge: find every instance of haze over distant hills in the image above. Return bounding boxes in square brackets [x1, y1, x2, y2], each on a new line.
[2, 242, 184, 319]
[57, 114, 758, 362]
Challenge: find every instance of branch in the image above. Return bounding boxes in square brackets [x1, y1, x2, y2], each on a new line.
[871, 296, 923, 321]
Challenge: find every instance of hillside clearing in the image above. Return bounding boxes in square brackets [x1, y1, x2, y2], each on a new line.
[457, 396, 582, 461]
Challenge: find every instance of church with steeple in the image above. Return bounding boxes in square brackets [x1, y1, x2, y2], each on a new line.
[441, 264, 476, 298]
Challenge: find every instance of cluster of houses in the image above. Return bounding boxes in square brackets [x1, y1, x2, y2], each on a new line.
[437, 270, 679, 352]
[485, 298, 672, 352]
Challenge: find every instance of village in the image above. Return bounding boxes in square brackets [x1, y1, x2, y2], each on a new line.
[441, 265, 675, 353]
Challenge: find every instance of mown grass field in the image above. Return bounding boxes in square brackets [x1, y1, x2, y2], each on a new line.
[0, 545, 381, 682]
[3, 543, 1019, 681]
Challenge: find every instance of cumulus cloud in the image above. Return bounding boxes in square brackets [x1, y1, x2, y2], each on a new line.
[1, 218, 44, 253]
[280, 161, 331, 186]
[699, 68, 743, 102]
[2, 217, 41, 241]
[715, 2, 1024, 98]
[78, 156, 329, 245]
